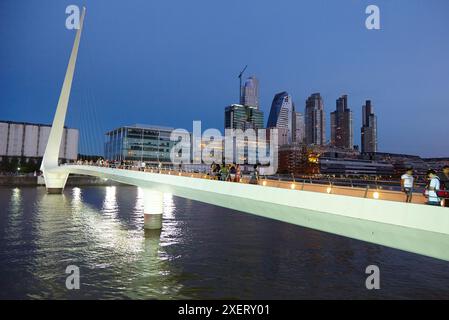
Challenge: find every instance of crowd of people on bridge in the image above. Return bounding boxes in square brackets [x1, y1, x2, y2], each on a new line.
[75, 158, 111, 167]
[207, 162, 263, 185]
[71, 157, 449, 207]
[209, 162, 243, 183]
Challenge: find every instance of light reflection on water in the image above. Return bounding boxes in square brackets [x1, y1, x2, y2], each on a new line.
[2, 186, 185, 299]
[0, 186, 449, 299]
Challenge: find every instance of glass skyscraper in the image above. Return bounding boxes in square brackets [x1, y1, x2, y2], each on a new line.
[361, 100, 377, 153]
[330, 95, 353, 149]
[292, 109, 305, 144]
[224, 104, 264, 130]
[267, 91, 294, 145]
[241, 76, 260, 109]
[305, 93, 326, 146]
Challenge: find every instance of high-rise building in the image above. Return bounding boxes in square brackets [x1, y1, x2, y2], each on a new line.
[361, 100, 377, 153]
[224, 104, 264, 130]
[224, 104, 264, 165]
[0, 120, 78, 162]
[305, 93, 326, 145]
[330, 95, 353, 149]
[292, 110, 305, 144]
[241, 76, 259, 109]
[267, 91, 293, 145]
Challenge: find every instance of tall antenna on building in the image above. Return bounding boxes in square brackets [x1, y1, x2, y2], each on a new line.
[238, 65, 247, 104]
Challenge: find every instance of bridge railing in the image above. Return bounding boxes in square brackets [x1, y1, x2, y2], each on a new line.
[68, 162, 436, 206]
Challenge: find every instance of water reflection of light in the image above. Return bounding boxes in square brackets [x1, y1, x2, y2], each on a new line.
[163, 193, 174, 218]
[7, 187, 23, 232]
[23, 186, 183, 299]
[12, 187, 21, 205]
[103, 186, 118, 217]
[135, 187, 144, 212]
[160, 193, 181, 247]
[72, 187, 82, 204]
[131, 187, 145, 227]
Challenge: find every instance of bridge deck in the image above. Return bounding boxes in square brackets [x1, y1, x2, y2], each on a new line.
[71, 164, 429, 205]
[50, 164, 449, 261]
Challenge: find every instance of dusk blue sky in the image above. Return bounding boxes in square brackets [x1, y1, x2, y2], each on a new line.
[1, 0, 448, 157]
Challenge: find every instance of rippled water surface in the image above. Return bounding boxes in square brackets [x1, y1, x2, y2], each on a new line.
[0, 186, 448, 299]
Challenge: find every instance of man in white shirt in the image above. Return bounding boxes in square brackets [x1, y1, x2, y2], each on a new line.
[401, 168, 414, 203]
[426, 169, 441, 206]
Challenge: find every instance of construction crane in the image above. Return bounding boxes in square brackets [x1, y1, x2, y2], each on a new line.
[238, 65, 248, 104]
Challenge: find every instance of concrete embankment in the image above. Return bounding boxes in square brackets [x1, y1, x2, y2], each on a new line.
[0, 174, 123, 187]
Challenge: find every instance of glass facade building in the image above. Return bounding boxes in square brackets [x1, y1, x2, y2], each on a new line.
[224, 104, 265, 165]
[104, 124, 179, 163]
[224, 104, 264, 130]
[292, 110, 305, 144]
[241, 76, 260, 109]
[361, 100, 377, 153]
[267, 92, 294, 146]
[305, 93, 326, 146]
[330, 95, 353, 149]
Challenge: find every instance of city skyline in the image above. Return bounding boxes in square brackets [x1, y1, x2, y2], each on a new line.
[1, 0, 449, 157]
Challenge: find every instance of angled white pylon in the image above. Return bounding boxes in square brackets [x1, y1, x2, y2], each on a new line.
[41, 7, 86, 192]
[41, 7, 86, 171]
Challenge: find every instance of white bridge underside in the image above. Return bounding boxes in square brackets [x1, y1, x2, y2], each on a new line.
[53, 165, 449, 262]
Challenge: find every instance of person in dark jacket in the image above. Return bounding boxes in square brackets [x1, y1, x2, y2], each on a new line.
[439, 165, 449, 190]
[229, 163, 236, 182]
[438, 165, 449, 207]
[212, 162, 221, 180]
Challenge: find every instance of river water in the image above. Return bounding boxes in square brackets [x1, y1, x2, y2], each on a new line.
[0, 186, 448, 299]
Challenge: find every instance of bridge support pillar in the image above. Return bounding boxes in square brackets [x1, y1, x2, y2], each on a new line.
[143, 189, 163, 229]
[43, 171, 69, 194]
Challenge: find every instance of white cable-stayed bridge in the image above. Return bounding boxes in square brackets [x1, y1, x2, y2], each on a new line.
[40, 8, 449, 262]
